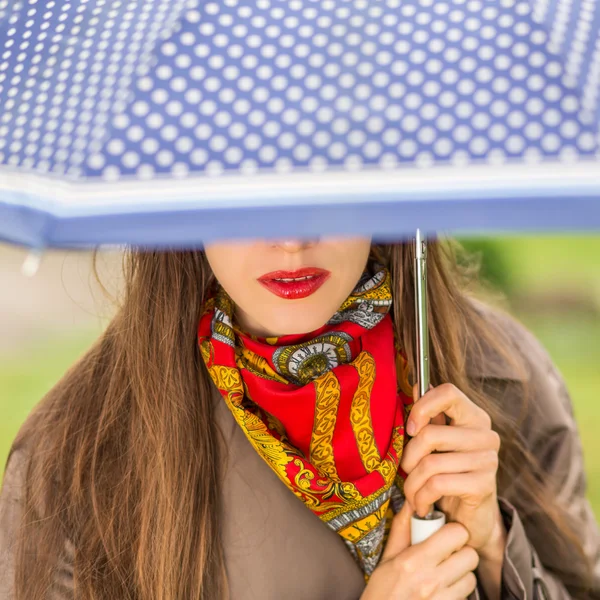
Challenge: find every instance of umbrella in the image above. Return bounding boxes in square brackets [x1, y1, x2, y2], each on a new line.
[1, 0, 600, 257]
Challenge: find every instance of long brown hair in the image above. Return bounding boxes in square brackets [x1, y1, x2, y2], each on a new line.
[8, 238, 593, 599]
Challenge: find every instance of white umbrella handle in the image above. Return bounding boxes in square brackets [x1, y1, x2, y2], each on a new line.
[410, 510, 446, 545]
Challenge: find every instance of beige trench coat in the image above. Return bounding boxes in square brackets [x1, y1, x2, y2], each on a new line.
[1, 299, 600, 599]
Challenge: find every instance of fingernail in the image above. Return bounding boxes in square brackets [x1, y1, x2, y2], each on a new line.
[406, 420, 416, 436]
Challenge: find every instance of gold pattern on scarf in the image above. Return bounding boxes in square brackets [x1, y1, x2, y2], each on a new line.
[214, 318, 235, 345]
[350, 352, 380, 473]
[293, 459, 362, 512]
[317, 451, 400, 522]
[235, 343, 289, 384]
[309, 371, 342, 481]
[369, 424, 405, 485]
[340, 497, 391, 543]
[337, 267, 391, 311]
[265, 410, 287, 440]
[392, 424, 405, 458]
[200, 334, 215, 365]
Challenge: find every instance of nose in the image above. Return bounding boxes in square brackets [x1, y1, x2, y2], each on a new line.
[271, 238, 318, 253]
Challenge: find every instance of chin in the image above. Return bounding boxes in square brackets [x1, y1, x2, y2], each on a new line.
[266, 306, 334, 337]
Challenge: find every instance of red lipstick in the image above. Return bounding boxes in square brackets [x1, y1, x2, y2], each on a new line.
[257, 267, 331, 299]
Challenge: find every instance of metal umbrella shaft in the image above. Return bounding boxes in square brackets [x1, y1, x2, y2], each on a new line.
[410, 229, 446, 544]
[415, 229, 430, 399]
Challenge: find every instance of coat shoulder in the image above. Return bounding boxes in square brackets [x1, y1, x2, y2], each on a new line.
[465, 296, 581, 456]
[0, 399, 56, 597]
[464, 296, 555, 384]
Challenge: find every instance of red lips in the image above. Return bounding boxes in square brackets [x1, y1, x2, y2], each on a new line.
[257, 267, 331, 300]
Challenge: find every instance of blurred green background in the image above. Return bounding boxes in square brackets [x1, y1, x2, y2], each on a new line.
[1, 237, 599, 519]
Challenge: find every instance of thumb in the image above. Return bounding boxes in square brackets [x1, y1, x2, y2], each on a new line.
[381, 499, 413, 562]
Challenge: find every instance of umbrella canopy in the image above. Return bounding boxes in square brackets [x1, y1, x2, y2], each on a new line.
[1, 0, 600, 249]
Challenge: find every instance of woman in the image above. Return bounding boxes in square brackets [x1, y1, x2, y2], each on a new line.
[0, 236, 599, 600]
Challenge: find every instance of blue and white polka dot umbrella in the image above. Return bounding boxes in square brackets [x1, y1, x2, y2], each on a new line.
[1, 0, 600, 250]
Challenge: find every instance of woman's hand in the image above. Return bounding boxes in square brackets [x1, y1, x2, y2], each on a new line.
[360, 500, 479, 599]
[400, 383, 506, 558]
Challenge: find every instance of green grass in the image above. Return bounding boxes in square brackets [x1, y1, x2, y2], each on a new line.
[498, 234, 600, 290]
[0, 330, 100, 473]
[460, 233, 600, 296]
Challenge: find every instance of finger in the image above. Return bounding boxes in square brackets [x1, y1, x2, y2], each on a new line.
[436, 546, 480, 588]
[403, 451, 499, 515]
[431, 571, 478, 600]
[381, 499, 412, 561]
[413, 471, 497, 517]
[412, 522, 470, 566]
[400, 425, 501, 474]
[407, 383, 492, 436]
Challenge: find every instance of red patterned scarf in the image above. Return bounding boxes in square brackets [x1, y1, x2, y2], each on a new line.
[197, 263, 414, 579]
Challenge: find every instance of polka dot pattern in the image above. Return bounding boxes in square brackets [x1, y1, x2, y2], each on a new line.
[0, 0, 599, 182]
